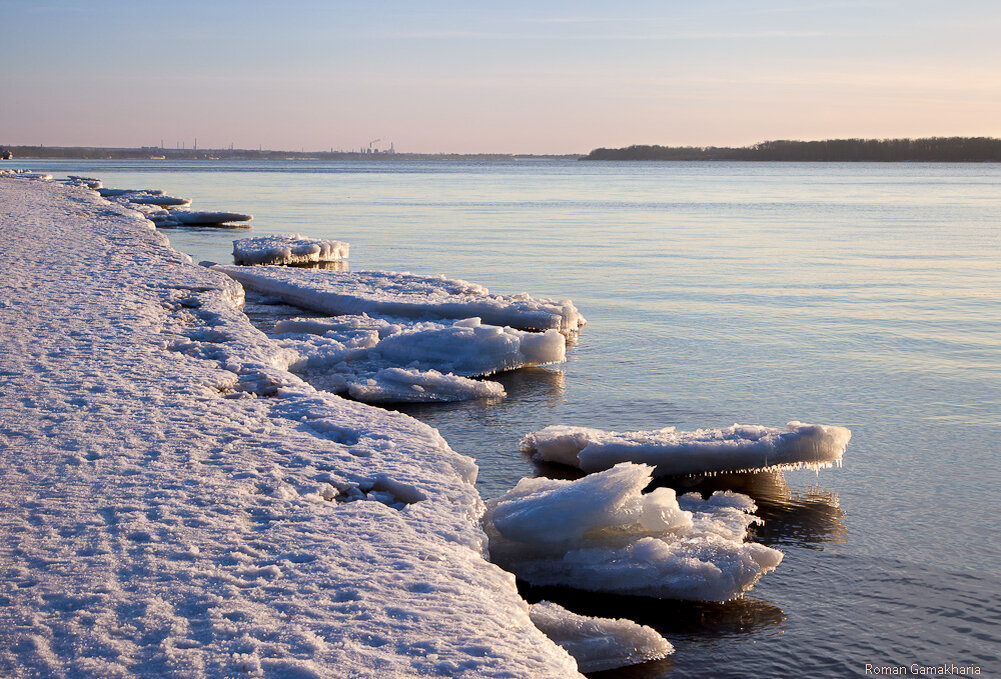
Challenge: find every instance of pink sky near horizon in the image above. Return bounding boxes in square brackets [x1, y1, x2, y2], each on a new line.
[2, 1, 1000, 154]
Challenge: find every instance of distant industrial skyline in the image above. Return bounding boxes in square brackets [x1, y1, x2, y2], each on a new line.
[2, 0, 999, 154]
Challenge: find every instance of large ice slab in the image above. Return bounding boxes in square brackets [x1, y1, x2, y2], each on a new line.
[125, 192, 191, 207]
[484, 463, 783, 601]
[234, 233, 349, 265]
[161, 209, 253, 227]
[529, 601, 673, 673]
[271, 315, 565, 403]
[98, 187, 166, 197]
[214, 264, 586, 333]
[522, 421, 851, 476]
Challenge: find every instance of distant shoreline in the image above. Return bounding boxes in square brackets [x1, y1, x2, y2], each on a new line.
[0, 145, 581, 162]
[582, 137, 1001, 163]
[6, 136, 1001, 163]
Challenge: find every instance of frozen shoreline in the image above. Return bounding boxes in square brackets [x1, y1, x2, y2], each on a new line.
[0, 178, 581, 676]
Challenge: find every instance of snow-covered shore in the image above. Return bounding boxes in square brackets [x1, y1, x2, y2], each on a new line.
[0, 178, 581, 677]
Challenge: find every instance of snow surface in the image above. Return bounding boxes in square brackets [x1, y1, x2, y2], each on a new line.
[529, 601, 673, 673]
[214, 265, 587, 334]
[265, 315, 564, 403]
[522, 421, 852, 476]
[483, 463, 783, 601]
[0, 169, 52, 179]
[0, 178, 583, 678]
[234, 234, 349, 266]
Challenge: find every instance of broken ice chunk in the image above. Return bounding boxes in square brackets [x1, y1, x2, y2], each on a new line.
[168, 210, 253, 226]
[521, 421, 851, 476]
[98, 188, 166, 197]
[213, 265, 586, 334]
[124, 193, 191, 207]
[233, 234, 349, 265]
[483, 463, 783, 601]
[346, 367, 505, 403]
[372, 318, 565, 376]
[529, 601, 673, 673]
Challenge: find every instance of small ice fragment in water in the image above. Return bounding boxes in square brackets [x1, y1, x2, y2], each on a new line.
[529, 601, 673, 673]
[521, 421, 851, 476]
[483, 462, 783, 601]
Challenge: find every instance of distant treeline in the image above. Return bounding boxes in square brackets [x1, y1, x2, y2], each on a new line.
[583, 137, 1001, 162]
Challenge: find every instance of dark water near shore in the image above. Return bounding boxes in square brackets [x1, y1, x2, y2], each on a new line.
[25, 159, 1001, 677]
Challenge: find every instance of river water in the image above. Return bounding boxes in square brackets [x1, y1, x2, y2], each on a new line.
[25, 158, 1001, 677]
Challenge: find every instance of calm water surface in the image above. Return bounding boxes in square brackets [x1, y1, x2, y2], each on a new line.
[27, 159, 1001, 677]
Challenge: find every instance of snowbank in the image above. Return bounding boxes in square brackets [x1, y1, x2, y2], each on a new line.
[213, 264, 587, 334]
[529, 601, 673, 673]
[522, 421, 851, 476]
[234, 234, 349, 265]
[0, 177, 582, 678]
[483, 463, 783, 601]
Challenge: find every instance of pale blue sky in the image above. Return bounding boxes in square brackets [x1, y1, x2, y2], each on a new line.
[2, 0, 999, 153]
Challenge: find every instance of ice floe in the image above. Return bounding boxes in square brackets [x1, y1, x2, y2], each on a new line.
[347, 367, 505, 403]
[126, 193, 192, 207]
[484, 462, 783, 601]
[522, 421, 851, 476]
[149, 209, 254, 228]
[234, 233, 349, 265]
[270, 315, 564, 402]
[98, 187, 166, 197]
[214, 264, 587, 333]
[529, 601, 673, 673]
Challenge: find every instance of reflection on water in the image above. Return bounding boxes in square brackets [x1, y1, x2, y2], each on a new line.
[653, 471, 847, 550]
[158, 222, 251, 231]
[522, 586, 785, 640]
[287, 259, 349, 270]
[521, 584, 784, 679]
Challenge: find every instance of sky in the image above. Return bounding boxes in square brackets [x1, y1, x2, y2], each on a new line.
[2, 0, 1000, 154]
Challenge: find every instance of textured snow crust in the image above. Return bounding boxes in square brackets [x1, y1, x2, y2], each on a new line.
[214, 264, 587, 333]
[234, 234, 349, 265]
[529, 601, 673, 673]
[484, 463, 783, 601]
[522, 421, 851, 476]
[0, 178, 583, 678]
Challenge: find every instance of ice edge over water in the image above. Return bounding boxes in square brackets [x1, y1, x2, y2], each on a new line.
[214, 264, 587, 334]
[522, 421, 852, 476]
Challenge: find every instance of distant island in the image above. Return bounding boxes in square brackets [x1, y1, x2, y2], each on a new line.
[0, 145, 578, 162]
[583, 137, 1001, 162]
